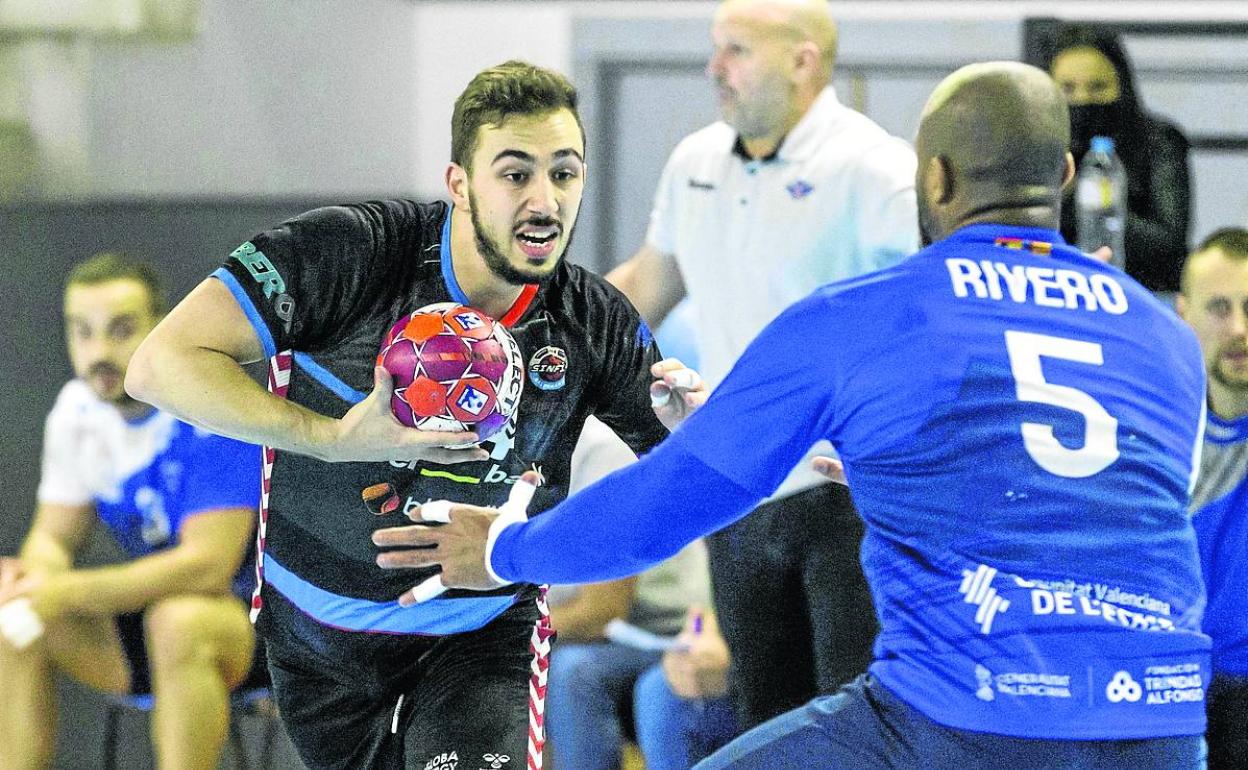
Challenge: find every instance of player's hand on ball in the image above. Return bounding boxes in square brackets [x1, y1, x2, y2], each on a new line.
[811, 456, 847, 486]
[649, 358, 707, 430]
[328, 367, 487, 464]
[372, 471, 542, 605]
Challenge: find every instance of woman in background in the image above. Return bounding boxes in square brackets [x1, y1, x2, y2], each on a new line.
[1047, 23, 1191, 293]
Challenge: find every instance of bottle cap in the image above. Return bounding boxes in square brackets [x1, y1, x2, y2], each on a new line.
[1090, 135, 1115, 154]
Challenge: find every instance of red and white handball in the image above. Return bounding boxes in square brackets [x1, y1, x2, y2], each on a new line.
[377, 302, 524, 442]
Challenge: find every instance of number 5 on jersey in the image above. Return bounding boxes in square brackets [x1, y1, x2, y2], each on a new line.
[1004, 330, 1120, 479]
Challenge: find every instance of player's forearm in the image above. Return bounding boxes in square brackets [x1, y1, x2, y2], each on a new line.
[126, 343, 337, 459]
[18, 531, 74, 575]
[53, 542, 240, 616]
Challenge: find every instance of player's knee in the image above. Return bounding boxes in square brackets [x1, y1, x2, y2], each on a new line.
[0, 633, 41, 667]
[144, 596, 248, 674]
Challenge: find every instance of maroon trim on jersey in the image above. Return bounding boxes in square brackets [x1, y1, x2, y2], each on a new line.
[250, 350, 293, 621]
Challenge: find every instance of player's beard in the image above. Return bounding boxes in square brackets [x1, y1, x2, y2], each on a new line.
[85, 361, 147, 414]
[469, 191, 573, 286]
[1212, 345, 1248, 392]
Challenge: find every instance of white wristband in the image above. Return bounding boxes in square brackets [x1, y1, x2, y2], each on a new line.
[484, 478, 538, 586]
[0, 598, 45, 650]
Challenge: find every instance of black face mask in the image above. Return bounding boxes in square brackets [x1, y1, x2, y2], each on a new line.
[1068, 102, 1127, 160]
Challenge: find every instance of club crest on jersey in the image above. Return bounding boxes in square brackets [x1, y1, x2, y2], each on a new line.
[786, 179, 813, 199]
[528, 346, 568, 391]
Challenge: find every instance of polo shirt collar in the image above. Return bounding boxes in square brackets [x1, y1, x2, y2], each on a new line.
[729, 86, 842, 165]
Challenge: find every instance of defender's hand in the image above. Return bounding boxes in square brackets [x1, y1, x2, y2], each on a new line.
[327, 367, 487, 464]
[372, 472, 541, 605]
[649, 358, 708, 430]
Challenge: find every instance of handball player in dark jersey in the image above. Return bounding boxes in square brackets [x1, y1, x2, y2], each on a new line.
[126, 61, 705, 770]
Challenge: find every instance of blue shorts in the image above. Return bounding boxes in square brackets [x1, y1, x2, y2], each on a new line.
[694, 674, 1206, 770]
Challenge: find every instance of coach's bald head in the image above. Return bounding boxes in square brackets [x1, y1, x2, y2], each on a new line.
[915, 62, 1074, 245]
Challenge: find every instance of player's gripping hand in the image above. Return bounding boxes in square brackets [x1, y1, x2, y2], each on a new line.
[326, 366, 487, 464]
[372, 471, 542, 605]
[649, 358, 708, 430]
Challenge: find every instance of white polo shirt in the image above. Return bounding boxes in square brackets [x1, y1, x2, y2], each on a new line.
[647, 86, 918, 499]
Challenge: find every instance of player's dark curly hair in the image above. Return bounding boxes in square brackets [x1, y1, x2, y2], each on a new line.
[66, 252, 167, 315]
[451, 60, 584, 172]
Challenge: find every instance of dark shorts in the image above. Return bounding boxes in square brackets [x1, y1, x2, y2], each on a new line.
[695, 674, 1207, 770]
[115, 607, 268, 697]
[258, 584, 551, 770]
[1207, 674, 1248, 770]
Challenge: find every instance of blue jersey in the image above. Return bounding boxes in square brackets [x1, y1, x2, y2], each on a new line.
[1191, 411, 1248, 678]
[37, 380, 262, 598]
[493, 224, 1209, 740]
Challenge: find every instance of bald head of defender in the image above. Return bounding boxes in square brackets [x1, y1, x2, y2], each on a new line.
[915, 62, 1075, 245]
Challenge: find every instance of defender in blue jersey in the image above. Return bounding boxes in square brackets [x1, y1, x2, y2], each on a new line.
[1177, 228, 1248, 769]
[0, 254, 261, 770]
[383, 63, 1211, 768]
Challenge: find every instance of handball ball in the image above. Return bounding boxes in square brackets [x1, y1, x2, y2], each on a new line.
[378, 302, 524, 442]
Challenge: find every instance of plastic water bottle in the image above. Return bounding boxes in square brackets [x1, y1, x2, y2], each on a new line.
[1075, 136, 1127, 269]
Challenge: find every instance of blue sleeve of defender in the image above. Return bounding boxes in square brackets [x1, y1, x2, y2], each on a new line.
[491, 295, 843, 583]
[492, 440, 759, 583]
[179, 432, 262, 520]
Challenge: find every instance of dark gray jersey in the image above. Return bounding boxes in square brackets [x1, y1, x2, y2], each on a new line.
[214, 199, 666, 632]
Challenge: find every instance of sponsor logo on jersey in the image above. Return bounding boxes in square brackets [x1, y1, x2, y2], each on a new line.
[362, 482, 400, 515]
[975, 664, 995, 702]
[687, 178, 716, 191]
[1141, 663, 1205, 705]
[230, 241, 296, 332]
[423, 752, 458, 770]
[974, 663, 1072, 701]
[528, 346, 568, 391]
[959, 564, 1010, 634]
[1105, 671, 1142, 703]
[480, 753, 510, 770]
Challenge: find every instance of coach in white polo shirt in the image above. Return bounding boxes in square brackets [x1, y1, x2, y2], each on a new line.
[609, 0, 917, 731]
